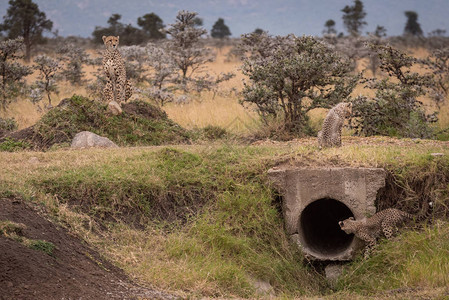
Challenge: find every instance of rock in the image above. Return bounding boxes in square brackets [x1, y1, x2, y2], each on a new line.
[28, 157, 39, 164]
[107, 101, 122, 115]
[248, 276, 274, 296]
[71, 131, 118, 149]
[325, 264, 345, 287]
[431, 153, 444, 157]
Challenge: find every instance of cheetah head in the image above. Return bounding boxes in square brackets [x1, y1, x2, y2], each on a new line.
[338, 217, 356, 234]
[102, 35, 120, 51]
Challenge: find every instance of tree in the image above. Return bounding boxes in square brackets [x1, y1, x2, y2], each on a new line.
[239, 33, 358, 135]
[193, 17, 203, 27]
[428, 29, 446, 37]
[323, 19, 337, 35]
[423, 47, 449, 105]
[31, 54, 61, 108]
[351, 44, 436, 138]
[57, 43, 90, 85]
[373, 25, 387, 38]
[253, 28, 264, 35]
[404, 11, 423, 36]
[0, 0, 53, 62]
[164, 11, 214, 82]
[0, 37, 33, 110]
[211, 18, 231, 39]
[341, 0, 367, 36]
[137, 13, 166, 40]
[92, 14, 146, 45]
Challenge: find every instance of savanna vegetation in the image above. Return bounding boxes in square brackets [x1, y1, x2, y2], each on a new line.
[1, 0, 449, 298]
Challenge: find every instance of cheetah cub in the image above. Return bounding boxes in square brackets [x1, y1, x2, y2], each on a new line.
[102, 35, 132, 105]
[339, 203, 432, 258]
[317, 102, 352, 148]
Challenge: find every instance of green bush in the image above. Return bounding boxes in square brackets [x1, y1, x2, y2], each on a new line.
[0, 137, 31, 152]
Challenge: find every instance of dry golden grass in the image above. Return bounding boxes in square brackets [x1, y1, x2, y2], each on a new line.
[2, 45, 449, 132]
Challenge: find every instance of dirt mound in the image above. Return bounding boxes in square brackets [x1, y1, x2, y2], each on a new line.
[0, 196, 176, 300]
[0, 96, 189, 151]
[122, 101, 167, 120]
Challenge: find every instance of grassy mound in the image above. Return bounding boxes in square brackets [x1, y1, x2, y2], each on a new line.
[1, 138, 449, 298]
[31, 146, 325, 297]
[0, 95, 189, 150]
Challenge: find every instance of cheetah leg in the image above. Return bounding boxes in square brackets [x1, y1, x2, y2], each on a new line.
[363, 237, 377, 259]
[125, 79, 133, 102]
[103, 81, 114, 103]
[116, 74, 127, 104]
[382, 223, 395, 239]
[331, 132, 342, 147]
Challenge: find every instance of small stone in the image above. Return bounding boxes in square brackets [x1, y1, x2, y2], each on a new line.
[107, 100, 122, 115]
[28, 156, 39, 164]
[325, 264, 344, 287]
[431, 153, 444, 157]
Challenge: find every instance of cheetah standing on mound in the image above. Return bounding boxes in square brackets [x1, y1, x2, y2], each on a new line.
[339, 202, 432, 258]
[102, 36, 132, 105]
[317, 102, 352, 148]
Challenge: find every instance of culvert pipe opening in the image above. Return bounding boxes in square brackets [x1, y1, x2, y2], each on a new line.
[299, 198, 354, 256]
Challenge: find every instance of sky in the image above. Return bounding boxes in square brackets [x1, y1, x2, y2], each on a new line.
[0, 0, 448, 38]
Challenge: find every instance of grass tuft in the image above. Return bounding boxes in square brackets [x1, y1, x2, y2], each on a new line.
[336, 221, 449, 294]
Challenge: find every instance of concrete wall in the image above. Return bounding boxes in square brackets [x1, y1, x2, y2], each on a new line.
[268, 167, 385, 261]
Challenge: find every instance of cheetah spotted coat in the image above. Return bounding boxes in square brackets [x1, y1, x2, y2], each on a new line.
[102, 36, 132, 104]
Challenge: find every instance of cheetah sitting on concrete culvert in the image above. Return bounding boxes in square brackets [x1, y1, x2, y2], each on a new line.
[339, 202, 432, 259]
[317, 102, 352, 148]
[102, 35, 132, 105]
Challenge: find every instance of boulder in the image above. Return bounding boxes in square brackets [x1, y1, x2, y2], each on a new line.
[71, 131, 118, 149]
[107, 101, 122, 115]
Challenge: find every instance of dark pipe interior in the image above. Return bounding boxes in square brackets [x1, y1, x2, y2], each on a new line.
[300, 198, 354, 255]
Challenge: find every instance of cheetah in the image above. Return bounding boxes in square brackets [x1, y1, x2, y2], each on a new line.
[339, 202, 432, 258]
[317, 102, 352, 148]
[102, 36, 132, 105]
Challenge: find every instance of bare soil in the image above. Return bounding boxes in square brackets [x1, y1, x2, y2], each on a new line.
[0, 196, 177, 300]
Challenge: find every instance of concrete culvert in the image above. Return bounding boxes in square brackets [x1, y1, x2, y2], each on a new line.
[267, 167, 386, 261]
[299, 198, 354, 256]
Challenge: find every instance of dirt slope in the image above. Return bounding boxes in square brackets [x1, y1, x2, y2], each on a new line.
[0, 196, 176, 300]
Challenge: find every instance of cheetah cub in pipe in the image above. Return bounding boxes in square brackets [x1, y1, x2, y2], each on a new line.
[317, 102, 352, 148]
[339, 202, 432, 259]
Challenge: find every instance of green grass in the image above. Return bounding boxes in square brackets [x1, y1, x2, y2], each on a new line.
[1, 220, 55, 256]
[29, 145, 324, 297]
[28, 239, 56, 256]
[5, 95, 190, 150]
[0, 137, 31, 152]
[336, 221, 449, 294]
[1, 138, 449, 298]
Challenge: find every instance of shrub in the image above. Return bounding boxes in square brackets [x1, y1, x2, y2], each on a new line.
[350, 44, 437, 138]
[239, 33, 358, 136]
[0, 117, 17, 136]
[0, 137, 31, 152]
[0, 37, 33, 110]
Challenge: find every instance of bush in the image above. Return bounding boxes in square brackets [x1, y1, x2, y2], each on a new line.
[350, 44, 437, 138]
[0, 117, 17, 136]
[239, 33, 358, 136]
[0, 137, 31, 152]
